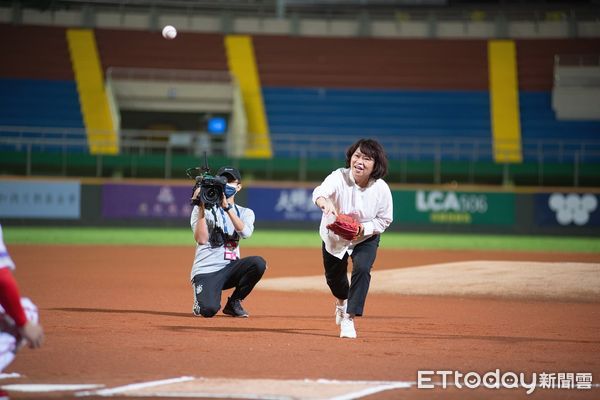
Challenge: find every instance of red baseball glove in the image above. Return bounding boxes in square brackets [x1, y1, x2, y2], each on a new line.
[327, 214, 360, 241]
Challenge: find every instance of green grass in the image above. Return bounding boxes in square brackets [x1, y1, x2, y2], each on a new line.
[3, 227, 600, 253]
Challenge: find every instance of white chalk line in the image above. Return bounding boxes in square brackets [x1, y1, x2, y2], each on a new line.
[0, 373, 20, 380]
[134, 392, 293, 400]
[2, 384, 104, 393]
[2, 376, 596, 398]
[73, 377, 414, 399]
[327, 381, 412, 400]
[1, 372, 105, 393]
[76, 376, 195, 397]
[151, 379, 414, 400]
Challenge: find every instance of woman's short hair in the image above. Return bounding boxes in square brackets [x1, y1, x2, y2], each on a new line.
[345, 138, 388, 180]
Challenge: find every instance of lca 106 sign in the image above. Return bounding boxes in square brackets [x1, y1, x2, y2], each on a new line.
[416, 191, 488, 213]
[395, 190, 515, 226]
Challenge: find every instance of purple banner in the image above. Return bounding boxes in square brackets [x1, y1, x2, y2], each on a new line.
[247, 187, 322, 222]
[102, 184, 193, 219]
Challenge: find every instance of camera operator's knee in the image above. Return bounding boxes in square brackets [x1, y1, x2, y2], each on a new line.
[251, 256, 267, 276]
[199, 307, 219, 318]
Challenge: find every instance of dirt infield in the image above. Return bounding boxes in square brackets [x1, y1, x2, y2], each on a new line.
[3, 245, 600, 399]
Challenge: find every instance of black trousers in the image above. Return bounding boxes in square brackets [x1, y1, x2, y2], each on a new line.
[192, 256, 267, 318]
[322, 235, 380, 317]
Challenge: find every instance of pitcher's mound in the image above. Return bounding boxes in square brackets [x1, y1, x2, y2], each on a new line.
[259, 261, 600, 302]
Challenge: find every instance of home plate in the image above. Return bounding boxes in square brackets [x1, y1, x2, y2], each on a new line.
[79, 377, 411, 399]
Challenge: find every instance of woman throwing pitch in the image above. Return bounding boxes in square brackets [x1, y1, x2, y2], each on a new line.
[312, 138, 393, 339]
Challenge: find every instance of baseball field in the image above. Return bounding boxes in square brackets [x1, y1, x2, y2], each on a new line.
[2, 227, 600, 399]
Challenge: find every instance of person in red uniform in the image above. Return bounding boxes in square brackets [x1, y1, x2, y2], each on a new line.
[0, 224, 43, 374]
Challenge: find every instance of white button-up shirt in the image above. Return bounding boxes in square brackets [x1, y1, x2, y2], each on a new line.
[312, 168, 393, 259]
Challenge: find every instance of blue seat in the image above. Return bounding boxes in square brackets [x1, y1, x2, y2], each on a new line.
[263, 87, 492, 161]
[0, 78, 87, 152]
[520, 92, 600, 163]
[265, 87, 600, 163]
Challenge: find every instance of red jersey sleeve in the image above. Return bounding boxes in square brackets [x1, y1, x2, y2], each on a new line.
[0, 267, 28, 327]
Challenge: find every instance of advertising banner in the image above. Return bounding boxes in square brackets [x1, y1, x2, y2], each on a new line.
[0, 181, 81, 219]
[535, 193, 599, 227]
[102, 184, 193, 219]
[247, 187, 322, 222]
[394, 190, 515, 226]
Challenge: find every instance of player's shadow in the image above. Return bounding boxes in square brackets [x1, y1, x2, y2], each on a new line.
[49, 307, 418, 321]
[49, 307, 590, 343]
[51, 307, 333, 320]
[50, 307, 339, 337]
[49, 307, 191, 318]
[161, 324, 334, 338]
[49, 307, 341, 338]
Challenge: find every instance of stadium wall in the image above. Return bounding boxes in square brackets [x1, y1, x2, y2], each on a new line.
[0, 177, 598, 236]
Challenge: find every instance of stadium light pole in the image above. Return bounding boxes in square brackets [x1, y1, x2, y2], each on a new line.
[276, 0, 286, 18]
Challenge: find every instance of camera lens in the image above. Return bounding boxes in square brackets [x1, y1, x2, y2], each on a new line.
[206, 187, 217, 198]
[201, 185, 220, 205]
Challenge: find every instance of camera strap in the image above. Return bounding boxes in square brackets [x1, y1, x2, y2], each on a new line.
[218, 205, 240, 236]
[219, 205, 241, 261]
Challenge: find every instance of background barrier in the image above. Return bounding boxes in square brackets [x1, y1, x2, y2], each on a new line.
[1, 178, 598, 236]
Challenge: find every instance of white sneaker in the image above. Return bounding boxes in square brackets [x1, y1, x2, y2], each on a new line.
[335, 300, 347, 325]
[340, 315, 357, 339]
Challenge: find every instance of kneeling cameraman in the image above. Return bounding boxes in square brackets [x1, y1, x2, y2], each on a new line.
[190, 166, 266, 318]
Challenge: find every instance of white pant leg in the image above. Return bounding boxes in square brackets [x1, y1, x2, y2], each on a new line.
[0, 298, 39, 373]
[19, 298, 39, 324]
[0, 332, 16, 373]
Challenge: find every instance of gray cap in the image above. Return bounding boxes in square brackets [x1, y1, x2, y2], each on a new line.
[216, 166, 241, 182]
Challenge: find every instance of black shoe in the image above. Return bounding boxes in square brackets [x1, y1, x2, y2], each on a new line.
[223, 297, 249, 318]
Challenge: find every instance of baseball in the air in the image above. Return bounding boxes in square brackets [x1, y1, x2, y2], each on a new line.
[162, 25, 177, 40]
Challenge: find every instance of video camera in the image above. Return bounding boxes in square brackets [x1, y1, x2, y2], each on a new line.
[186, 153, 227, 208]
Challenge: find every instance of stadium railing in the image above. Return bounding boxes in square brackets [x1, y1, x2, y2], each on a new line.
[27, 0, 600, 21]
[1, 126, 599, 186]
